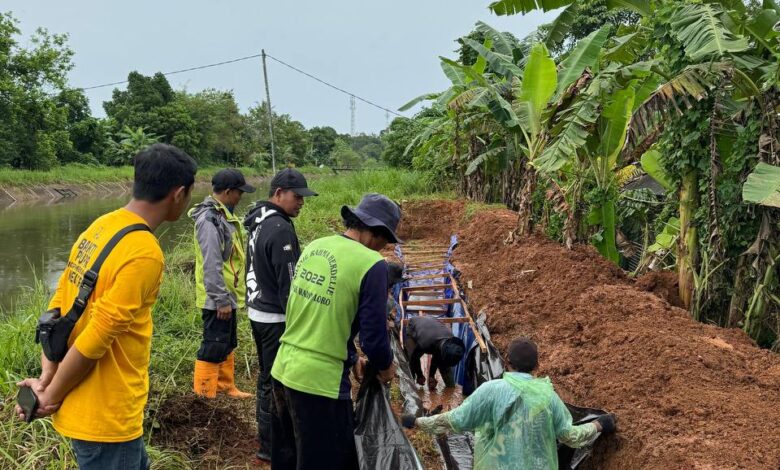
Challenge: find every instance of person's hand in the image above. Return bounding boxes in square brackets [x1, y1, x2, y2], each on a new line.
[14, 379, 62, 422]
[400, 414, 416, 429]
[216, 305, 233, 320]
[595, 414, 617, 434]
[352, 357, 367, 382]
[377, 363, 396, 383]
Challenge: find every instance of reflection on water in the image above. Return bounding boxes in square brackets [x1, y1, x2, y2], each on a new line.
[0, 180, 269, 311]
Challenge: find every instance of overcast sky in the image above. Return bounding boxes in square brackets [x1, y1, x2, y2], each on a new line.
[5, 1, 555, 134]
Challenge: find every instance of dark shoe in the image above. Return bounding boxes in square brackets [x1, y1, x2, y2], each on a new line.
[255, 450, 271, 462]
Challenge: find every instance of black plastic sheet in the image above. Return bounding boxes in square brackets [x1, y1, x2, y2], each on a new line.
[354, 370, 423, 470]
[391, 333, 423, 417]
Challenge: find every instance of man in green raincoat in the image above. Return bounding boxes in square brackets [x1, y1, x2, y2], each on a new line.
[403, 337, 617, 470]
[189, 169, 255, 399]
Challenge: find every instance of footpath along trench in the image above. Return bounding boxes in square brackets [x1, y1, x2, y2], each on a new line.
[394, 199, 780, 470]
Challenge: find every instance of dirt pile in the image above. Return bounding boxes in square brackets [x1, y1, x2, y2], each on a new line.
[438, 206, 780, 470]
[152, 394, 263, 469]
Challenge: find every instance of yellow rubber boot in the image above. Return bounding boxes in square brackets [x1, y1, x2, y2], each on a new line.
[193, 360, 219, 399]
[218, 352, 253, 399]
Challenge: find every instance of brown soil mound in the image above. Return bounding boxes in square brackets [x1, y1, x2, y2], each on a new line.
[635, 270, 685, 308]
[152, 394, 265, 469]
[397, 200, 465, 242]
[441, 207, 780, 470]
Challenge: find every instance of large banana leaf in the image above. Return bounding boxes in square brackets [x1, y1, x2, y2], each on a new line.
[605, 0, 652, 16]
[670, 3, 749, 61]
[544, 4, 579, 50]
[589, 199, 620, 263]
[603, 27, 650, 64]
[474, 21, 518, 56]
[489, 0, 574, 15]
[556, 26, 611, 99]
[518, 43, 557, 137]
[743, 162, 780, 208]
[640, 149, 673, 191]
[461, 38, 523, 79]
[440, 58, 470, 87]
[535, 94, 599, 172]
[600, 87, 636, 168]
[466, 145, 506, 176]
[399, 92, 439, 112]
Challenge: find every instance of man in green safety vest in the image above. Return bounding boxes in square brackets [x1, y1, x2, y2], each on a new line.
[190, 169, 255, 400]
[270, 193, 401, 469]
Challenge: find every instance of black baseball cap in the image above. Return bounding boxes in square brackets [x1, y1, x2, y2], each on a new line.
[271, 168, 318, 197]
[212, 168, 256, 193]
[341, 193, 403, 244]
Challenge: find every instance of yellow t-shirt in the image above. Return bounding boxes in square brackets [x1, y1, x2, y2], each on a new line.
[48, 208, 164, 443]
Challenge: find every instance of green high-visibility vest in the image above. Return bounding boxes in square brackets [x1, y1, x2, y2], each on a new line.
[271, 235, 383, 399]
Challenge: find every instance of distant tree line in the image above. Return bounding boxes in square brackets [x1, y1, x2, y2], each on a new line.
[0, 12, 384, 170]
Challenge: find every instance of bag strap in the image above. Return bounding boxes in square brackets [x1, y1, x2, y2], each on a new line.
[64, 223, 151, 322]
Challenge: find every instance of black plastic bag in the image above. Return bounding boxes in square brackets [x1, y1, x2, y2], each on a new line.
[354, 371, 423, 470]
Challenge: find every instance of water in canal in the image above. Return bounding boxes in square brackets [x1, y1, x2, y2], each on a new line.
[0, 181, 270, 311]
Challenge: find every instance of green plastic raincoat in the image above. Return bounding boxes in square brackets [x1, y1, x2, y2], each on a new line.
[416, 372, 598, 470]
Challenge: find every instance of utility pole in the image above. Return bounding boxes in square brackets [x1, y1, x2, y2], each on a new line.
[261, 49, 276, 173]
[350, 95, 356, 136]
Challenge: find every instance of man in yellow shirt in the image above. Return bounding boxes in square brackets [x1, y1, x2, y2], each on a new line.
[15, 144, 197, 470]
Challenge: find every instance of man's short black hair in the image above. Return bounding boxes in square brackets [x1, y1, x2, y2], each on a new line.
[343, 211, 393, 241]
[507, 337, 539, 373]
[133, 144, 197, 202]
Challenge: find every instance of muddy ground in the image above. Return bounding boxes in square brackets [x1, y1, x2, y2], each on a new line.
[399, 200, 780, 470]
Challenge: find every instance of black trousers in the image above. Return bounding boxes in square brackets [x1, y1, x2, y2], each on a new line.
[250, 321, 285, 452]
[271, 379, 358, 470]
[197, 308, 237, 363]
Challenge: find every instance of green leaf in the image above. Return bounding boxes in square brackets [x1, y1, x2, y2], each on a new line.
[440, 58, 470, 87]
[474, 22, 519, 56]
[473, 39, 492, 75]
[556, 26, 610, 99]
[461, 37, 523, 79]
[489, 0, 574, 15]
[603, 28, 649, 64]
[600, 87, 635, 167]
[605, 0, 651, 16]
[398, 92, 438, 112]
[518, 43, 557, 136]
[544, 4, 579, 50]
[670, 4, 749, 61]
[535, 94, 599, 173]
[466, 146, 505, 175]
[640, 149, 673, 191]
[743, 162, 780, 208]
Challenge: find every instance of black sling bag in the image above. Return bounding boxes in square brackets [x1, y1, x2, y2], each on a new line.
[35, 224, 151, 362]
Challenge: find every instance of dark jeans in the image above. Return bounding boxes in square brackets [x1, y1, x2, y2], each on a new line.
[71, 436, 149, 470]
[250, 320, 285, 452]
[271, 379, 358, 470]
[197, 308, 237, 363]
[410, 348, 455, 387]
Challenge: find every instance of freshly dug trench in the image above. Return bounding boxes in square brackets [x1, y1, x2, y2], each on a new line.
[428, 204, 780, 470]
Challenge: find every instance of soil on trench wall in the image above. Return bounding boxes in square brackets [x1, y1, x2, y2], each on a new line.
[396, 200, 780, 470]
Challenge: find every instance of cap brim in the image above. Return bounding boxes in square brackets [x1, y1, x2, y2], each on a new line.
[238, 184, 256, 193]
[341, 206, 403, 244]
[291, 187, 318, 197]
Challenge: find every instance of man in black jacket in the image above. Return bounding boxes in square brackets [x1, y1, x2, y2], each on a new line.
[405, 316, 465, 390]
[244, 168, 317, 461]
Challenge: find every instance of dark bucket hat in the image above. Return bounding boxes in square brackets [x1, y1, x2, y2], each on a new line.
[341, 193, 403, 244]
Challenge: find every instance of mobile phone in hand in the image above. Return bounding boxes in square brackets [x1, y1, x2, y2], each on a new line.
[17, 386, 38, 423]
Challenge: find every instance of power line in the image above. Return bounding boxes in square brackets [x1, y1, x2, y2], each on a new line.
[75, 51, 405, 120]
[78, 52, 264, 91]
[263, 53, 403, 118]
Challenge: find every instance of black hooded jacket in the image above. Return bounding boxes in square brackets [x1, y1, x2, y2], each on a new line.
[244, 201, 301, 315]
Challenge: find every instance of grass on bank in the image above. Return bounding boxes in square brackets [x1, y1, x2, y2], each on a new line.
[0, 169, 450, 469]
[0, 163, 335, 187]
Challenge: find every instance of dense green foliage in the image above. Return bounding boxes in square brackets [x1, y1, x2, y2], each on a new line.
[405, 0, 780, 349]
[0, 12, 384, 171]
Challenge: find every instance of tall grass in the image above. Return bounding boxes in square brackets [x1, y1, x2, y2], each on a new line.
[0, 169, 447, 468]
